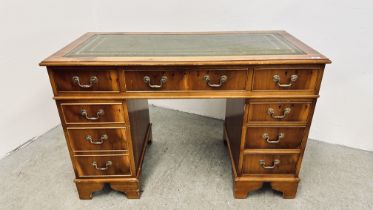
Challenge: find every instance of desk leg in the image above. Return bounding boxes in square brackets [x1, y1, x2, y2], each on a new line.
[75, 181, 104, 200]
[271, 180, 299, 199]
[234, 180, 263, 199]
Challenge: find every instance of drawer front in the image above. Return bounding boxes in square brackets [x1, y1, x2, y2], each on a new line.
[247, 101, 312, 123]
[189, 69, 247, 90]
[67, 127, 128, 152]
[75, 155, 131, 177]
[245, 127, 305, 149]
[61, 103, 125, 124]
[52, 69, 120, 92]
[125, 70, 186, 91]
[242, 153, 299, 175]
[252, 68, 319, 91]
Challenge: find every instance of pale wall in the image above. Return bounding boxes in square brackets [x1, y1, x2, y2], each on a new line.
[1, 0, 372, 158]
[0, 0, 95, 157]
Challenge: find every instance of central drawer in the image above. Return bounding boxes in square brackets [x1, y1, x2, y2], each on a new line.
[67, 127, 128, 152]
[74, 154, 132, 177]
[189, 69, 247, 90]
[125, 70, 186, 91]
[124, 68, 248, 91]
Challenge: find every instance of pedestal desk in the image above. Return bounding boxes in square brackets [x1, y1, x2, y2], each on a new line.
[40, 31, 330, 199]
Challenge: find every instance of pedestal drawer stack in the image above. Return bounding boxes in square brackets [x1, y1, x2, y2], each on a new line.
[224, 65, 325, 199]
[48, 67, 151, 199]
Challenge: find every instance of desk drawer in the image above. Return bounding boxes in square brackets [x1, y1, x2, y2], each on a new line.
[242, 153, 299, 175]
[75, 154, 131, 177]
[247, 101, 312, 123]
[252, 68, 319, 91]
[52, 69, 120, 93]
[245, 126, 305, 149]
[61, 102, 125, 124]
[67, 127, 128, 152]
[189, 69, 247, 90]
[125, 70, 186, 91]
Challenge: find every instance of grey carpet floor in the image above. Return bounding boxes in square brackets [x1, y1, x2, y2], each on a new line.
[0, 106, 372, 210]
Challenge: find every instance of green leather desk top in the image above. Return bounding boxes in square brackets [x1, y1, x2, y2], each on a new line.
[65, 33, 305, 57]
[40, 31, 330, 66]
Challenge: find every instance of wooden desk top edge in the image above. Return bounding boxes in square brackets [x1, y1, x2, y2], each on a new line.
[40, 31, 331, 66]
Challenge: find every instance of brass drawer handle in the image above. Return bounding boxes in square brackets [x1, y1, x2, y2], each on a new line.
[144, 76, 168, 89]
[267, 107, 291, 119]
[272, 74, 298, 87]
[72, 76, 98, 88]
[203, 75, 228, 87]
[262, 133, 284, 144]
[85, 134, 108, 145]
[80, 109, 104, 120]
[92, 161, 112, 171]
[259, 159, 280, 169]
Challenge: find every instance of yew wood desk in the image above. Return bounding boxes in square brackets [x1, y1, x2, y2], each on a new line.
[40, 31, 331, 200]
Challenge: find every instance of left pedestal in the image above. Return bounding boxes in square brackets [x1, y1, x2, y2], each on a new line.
[55, 98, 151, 199]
